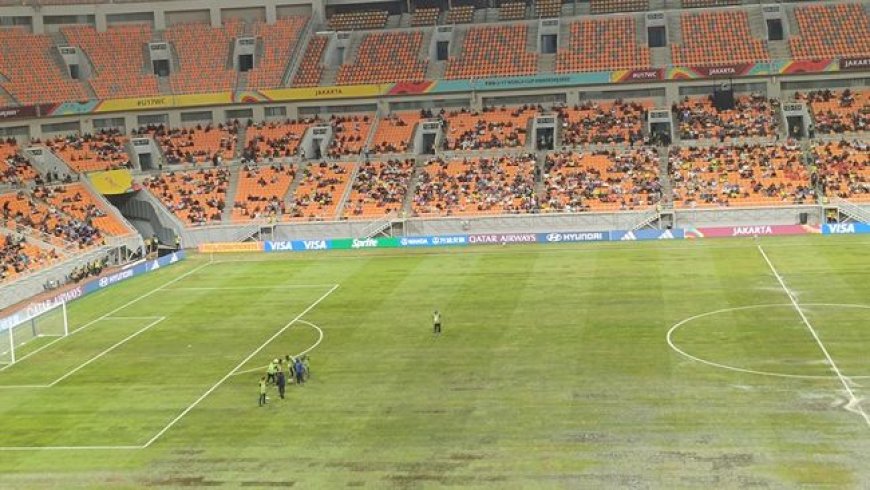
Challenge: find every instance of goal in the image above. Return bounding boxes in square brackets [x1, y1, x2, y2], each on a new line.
[0, 300, 69, 366]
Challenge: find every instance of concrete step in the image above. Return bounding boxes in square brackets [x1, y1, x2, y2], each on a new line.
[650, 47, 672, 68]
[537, 53, 556, 74]
[221, 166, 241, 222]
[768, 40, 791, 60]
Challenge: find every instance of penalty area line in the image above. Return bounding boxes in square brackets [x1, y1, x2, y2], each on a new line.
[231, 320, 324, 377]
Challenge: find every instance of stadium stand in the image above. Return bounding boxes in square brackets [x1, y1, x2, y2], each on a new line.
[668, 143, 813, 207]
[556, 99, 651, 145]
[442, 106, 535, 150]
[542, 148, 662, 212]
[445, 5, 475, 24]
[411, 7, 440, 26]
[445, 24, 538, 80]
[797, 89, 869, 135]
[370, 112, 422, 154]
[671, 10, 769, 66]
[292, 34, 328, 87]
[1, 188, 105, 248]
[143, 168, 230, 225]
[681, 0, 740, 7]
[328, 114, 373, 157]
[499, 1, 527, 21]
[413, 154, 537, 217]
[336, 31, 427, 85]
[0, 141, 38, 185]
[790, 3, 870, 60]
[62, 25, 159, 99]
[813, 140, 869, 202]
[44, 131, 130, 173]
[146, 123, 238, 165]
[248, 16, 308, 90]
[342, 159, 414, 219]
[287, 161, 354, 221]
[673, 94, 781, 140]
[0, 232, 59, 282]
[328, 10, 388, 31]
[231, 163, 296, 222]
[243, 119, 313, 161]
[0, 28, 89, 105]
[166, 21, 243, 94]
[40, 183, 132, 236]
[557, 16, 651, 73]
[590, 0, 648, 15]
[535, 0, 562, 18]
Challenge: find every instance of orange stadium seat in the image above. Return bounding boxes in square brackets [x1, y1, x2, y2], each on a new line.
[411, 7, 440, 27]
[292, 35, 328, 87]
[247, 16, 308, 90]
[445, 24, 538, 80]
[144, 168, 230, 225]
[370, 112, 423, 154]
[445, 5, 475, 24]
[244, 119, 314, 160]
[62, 24, 159, 99]
[231, 163, 297, 222]
[342, 159, 414, 219]
[45, 131, 130, 173]
[590, 0, 648, 15]
[671, 10, 769, 66]
[166, 21, 243, 94]
[1, 188, 106, 248]
[556, 99, 651, 145]
[328, 11, 388, 31]
[790, 3, 870, 60]
[41, 183, 132, 236]
[286, 162, 354, 221]
[442, 106, 535, 150]
[557, 16, 651, 73]
[798, 89, 869, 135]
[0, 28, 89, 105]
[814, 140, 869, 202]
[499, 1, 527, 21]
[673, 94, 780, 140]
[337, 31, 427, 85]
[0, 232, 60, 283]
[681, 0, 740, 8]
[535, 0, 562, 18]
[0, 141, 38, 185]
[150, 124, 238, 165]
[328, 114, 373, 157]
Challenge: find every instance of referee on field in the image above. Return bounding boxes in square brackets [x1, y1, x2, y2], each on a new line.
[433, 310, 442, 336]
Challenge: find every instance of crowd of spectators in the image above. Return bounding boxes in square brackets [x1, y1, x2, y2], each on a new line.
[344, 159, 414, 218]
[137, 122, 238, 165]
[555, 100, 649, 146]
[811, 140, 868, 201]
[796, 89, 869, 135]
[672, 94, 781, 140]
[327, 114, 373, 158]
[542, 148, 662, 212]
[441, 106, 534, 151]
[668, 142, 814, 207]
[413, 154, 537, 216]
[232, 163, 297, 221]
[0, 232, 58, 282]
[287, 162, 353, 221]
[0, 141, 37, 186]
[41, 130, 131, 173]
[143, 169, 230, 225]
[1, 189, 104, 248]
[243, 119, 316, 161]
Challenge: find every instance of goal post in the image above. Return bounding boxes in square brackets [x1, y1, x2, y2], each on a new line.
[0, 300, 68, 366]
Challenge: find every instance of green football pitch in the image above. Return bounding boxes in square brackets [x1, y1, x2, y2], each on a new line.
[0, 235, 868, 488]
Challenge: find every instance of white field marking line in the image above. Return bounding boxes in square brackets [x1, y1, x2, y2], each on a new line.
[0, 317, 166, 389]
[142, 284, 340, 448]
[0, 445, 143, 452]
[666, 303, 870, 380]
[757, 244, 870, 428]
[0, 261, 212, 373]
[162, 285, 338, 291]
[231, 320, 324, 376]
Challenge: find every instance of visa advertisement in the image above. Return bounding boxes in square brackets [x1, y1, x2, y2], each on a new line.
[822, 223, 870, 235]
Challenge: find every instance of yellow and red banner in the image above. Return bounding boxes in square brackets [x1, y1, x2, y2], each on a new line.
[89, 169, 135, 195]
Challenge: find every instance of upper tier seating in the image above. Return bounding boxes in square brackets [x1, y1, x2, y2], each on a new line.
[146, 123, 238, 165]
[328, 114, 373, 157]
[371, 112, 423, 154]
[0, 141, 37, 185]
[671, 10, 769, 66]
[499, 1, 527, 21]
[248, 16, 308, 90]
[668, 143, 813, 207]
[337, 31, 427, 85]
[535, 0, 562, 18]
[143, 168, 229, 225]
[681, 0, 740, 7]
[287, 161, 354, 221]
[244, 119, 314, 161]
[673, 94, 780, 140]
[342, 159, 414, 219]
[0, 232, 59, 283]
[590, 0, 648, 15]
[445, 24, 538, 80]
[813, 140, 869, 202]
[557, 16, 651, 73]
[413, 155, 537, 217]
[328, 11, 388, 31]
[445, 5, 475, 24]
[44, 131, 130, 173]
[798, 89, 869, 135]
[166, 21, 242, 94]
[0, 29, 89, 105]
[411, 7, 440, 26]
[231, 163, 297, 222]
[292, 34, 328, 87]
[40, 183, 132, 236]
[790, 3, 870, 60]
[62, 25, 159, 99]
[442, 106, 535, 150]
[542, 149, 662, 212]
[556, 99, 651, 146]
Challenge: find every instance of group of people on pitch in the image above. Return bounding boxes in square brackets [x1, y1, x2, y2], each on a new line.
[258, 355, 309, 406]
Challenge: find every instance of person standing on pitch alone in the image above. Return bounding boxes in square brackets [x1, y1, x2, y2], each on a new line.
[276, 370, 286, 399]
[258, 376, 267, 407]
[433, 310, 442, 335]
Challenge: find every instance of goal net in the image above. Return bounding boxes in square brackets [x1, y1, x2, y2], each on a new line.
[0, 300, 68, 366]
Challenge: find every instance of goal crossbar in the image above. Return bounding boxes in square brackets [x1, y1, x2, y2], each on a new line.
[0, 300, 68, 366]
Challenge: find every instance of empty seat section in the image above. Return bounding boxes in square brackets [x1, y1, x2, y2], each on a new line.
[143, 168, 230, 225]
[445, 24, 538, 79]
[674, 94, 780, 140]
[671, 10, 769, 66]
[231, 163, 297, 221]
[248, 16, 308, 90]
[328, 11, 388, 31]
[41, 183, 132, 236]
[556, 99, 651, 145]
[590, 0, 648, 15]
[337, 31, 427, 85]
[813, 141, 869, 202]
[790, 3, 870, 60]
[557, 16, 651, 73]
[543, 149, 662, 212]
[0, 28, 89, 105]
[442, 106, 534, 150]
[328, 114, 373, 157]
[63, 25, 159, 99]
[152, 124, 238, 165]
[669, 144, 813, 207]
[413, 155, 537, 217]
[286, 162, 354, 221]
[499, 1, 527, 21]
[535, 0, 562, 18]
[411, 7, 440, 26]
[45, 131, 129, 173]
[799, 89, 869, 134]
[445, 5, 475, 24]
[292, 35, 328, 87]
[166, 21, 242, 94]
[343, 159, 414, 219]
[0, 141, 37, 185]
[371, 112, 422, 154]
[244, 120, 313, 160]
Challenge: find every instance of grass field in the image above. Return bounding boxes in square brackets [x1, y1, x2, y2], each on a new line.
[0, 234, 868, 488]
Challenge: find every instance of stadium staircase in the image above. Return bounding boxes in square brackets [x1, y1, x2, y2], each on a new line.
[666, 11, 683, 47]
[333, 161, 360, 220]
[831, 197, 870, 224]
[221, 167, 242, 222]
[785, 5, 801, 37]
[657, 146, 674, 209]
[400, 163, 424, 218]
[281, 18, 315, 87]
[28, 146, 75, 177]
[358, 211, 398, 239]
[282, 162, 308, 210]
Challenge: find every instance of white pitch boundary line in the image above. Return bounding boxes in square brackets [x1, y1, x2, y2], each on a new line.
[162, 285, 338, 291]
[231, 320, 324, 377]
[756, 244, 870, 428]
[0, 261, 212, 373]
[0, 445, 143, 451]
[141, 283, 339, 448]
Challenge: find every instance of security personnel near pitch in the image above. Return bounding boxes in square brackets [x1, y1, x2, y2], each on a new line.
[258, 376, 267, 407]
[433, 310, 442, 335]
[276, 370, 286, 399]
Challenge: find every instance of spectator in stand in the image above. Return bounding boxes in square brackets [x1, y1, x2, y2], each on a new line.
[0, 233, 60, 281]
[135, 122, 239, 165]
[796, 89, 869, 134]
[555, 100, 648, 146]
[811, 139, 869, 200]
[440, 106, 535, 151]
[672, 94, 780, 140]
[143, 169, 230, 225]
